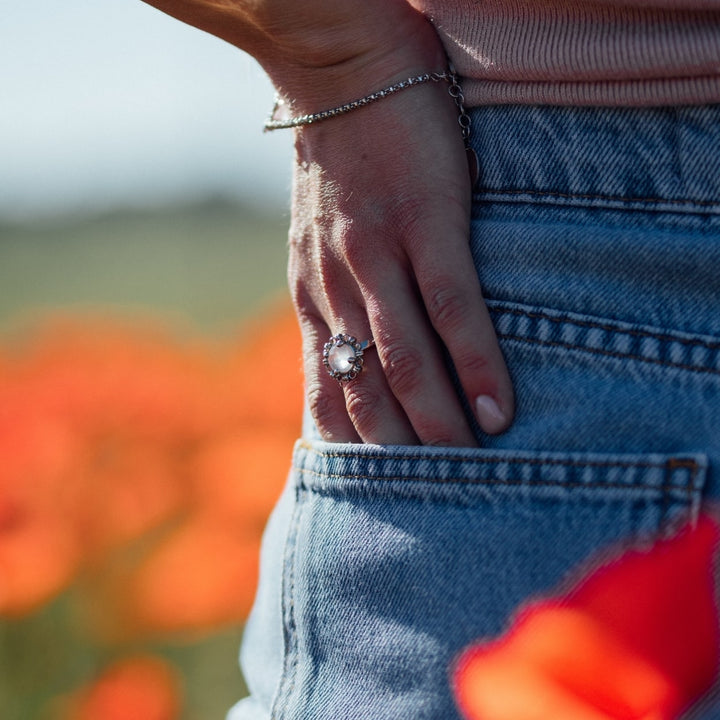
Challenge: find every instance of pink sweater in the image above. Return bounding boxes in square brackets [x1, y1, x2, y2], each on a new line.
[414, 0, 720, 105]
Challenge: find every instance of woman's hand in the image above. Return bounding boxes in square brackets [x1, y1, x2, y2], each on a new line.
[288, 73, 514, 445]
[140, 0, 515, 445]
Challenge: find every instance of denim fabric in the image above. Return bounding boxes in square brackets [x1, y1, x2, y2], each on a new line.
[229, 106, 720, 720]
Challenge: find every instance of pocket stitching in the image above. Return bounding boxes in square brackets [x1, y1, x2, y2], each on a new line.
[493, 304, 720, 350]
[500, 332, 720, 377]
[294, 442, 705, 514]
[294, 465, 697, 494]
[473, 187, 720, 215]
[297, 441, 699, 474]
[490, 303, 720, 376]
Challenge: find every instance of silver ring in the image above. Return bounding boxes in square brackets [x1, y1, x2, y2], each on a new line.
[323, 333, 375, 383]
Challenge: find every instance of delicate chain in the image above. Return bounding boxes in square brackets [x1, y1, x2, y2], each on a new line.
[446, 64, 472, 144]
[263, 63, 472, 144]
[264, 70, 449, 131]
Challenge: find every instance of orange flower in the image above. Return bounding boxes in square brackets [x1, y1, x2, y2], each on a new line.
[0, 410, 85, 614]
[0, 301, 302, 628]
[454, 515, 720, 720]
[0, 318, 201, 615]
[191, 430, 293, 528]
[0, 510, 83, 616]
[222, 305, 303, 429]
[118, 514, 261, 635]
[62, 655, 181, 720]
[105, 305, 302, 635]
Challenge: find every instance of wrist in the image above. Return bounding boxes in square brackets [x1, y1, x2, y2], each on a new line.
[254, 4, 447, 117]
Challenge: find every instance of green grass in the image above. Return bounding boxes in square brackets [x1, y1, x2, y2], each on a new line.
[0, 198, 291, 334]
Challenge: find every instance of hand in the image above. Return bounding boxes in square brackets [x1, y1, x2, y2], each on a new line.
[289, 74, 514, 445]
[139, 0, 515, 445]
[281, 6, 514, 446]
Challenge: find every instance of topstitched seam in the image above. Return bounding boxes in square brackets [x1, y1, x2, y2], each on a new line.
[669, 457, 701, 511]
[295, 440, 699, 477]
[490, 305, 720, 352]
[271, 487, 305, 720]
[474, 186, 720, 209]
[500, 332, 720, 376]
[293, 465, 698, 495]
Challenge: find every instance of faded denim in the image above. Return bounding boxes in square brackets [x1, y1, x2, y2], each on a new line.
[229, 105, 720, 720]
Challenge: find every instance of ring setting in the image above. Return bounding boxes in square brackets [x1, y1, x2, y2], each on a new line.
[323, 334, 374, 382]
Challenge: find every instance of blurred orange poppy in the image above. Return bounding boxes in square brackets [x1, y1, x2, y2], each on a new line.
[60, 655, 181, 720]
[454, 515, 720, 720]
[0, 302, 302, 633]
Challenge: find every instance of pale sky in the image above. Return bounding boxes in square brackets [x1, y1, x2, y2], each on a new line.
[0, 0, 293, 219]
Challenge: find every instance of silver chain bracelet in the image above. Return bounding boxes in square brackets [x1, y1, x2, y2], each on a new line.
[263, 63, 472, 145]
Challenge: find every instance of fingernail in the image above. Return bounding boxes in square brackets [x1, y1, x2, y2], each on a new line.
[475, 395, 508, 435]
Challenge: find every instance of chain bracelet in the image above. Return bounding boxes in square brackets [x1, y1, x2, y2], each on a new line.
[263, 63, 472, 145]
[446, 66, 472, 144]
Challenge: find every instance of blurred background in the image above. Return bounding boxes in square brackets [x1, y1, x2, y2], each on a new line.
[1, 2, 300, 718]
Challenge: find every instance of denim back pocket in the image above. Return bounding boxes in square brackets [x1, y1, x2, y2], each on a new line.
[271, 439, 706, 720]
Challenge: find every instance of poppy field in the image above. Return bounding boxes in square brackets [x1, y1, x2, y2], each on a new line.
[0, 201, 299, 719]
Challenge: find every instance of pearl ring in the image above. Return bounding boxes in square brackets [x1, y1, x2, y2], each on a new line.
[323, 334, 375, 383]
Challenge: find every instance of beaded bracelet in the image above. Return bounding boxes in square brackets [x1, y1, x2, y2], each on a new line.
[263, 64, 470, 142]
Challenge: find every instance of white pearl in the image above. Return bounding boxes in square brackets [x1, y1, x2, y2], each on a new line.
[327, 343, 356, 374]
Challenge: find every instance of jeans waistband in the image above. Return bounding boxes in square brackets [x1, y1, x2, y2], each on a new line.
[469, 105, 720, 211]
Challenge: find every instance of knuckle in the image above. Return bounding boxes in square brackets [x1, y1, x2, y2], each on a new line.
[457, 351, 492, 379]
[336, 229, 360, 260]
[388, 196, 426, 234]
[380, 341, 425, 398]
[336, 230, 376, 274]
[426, 282, 469, 332]
[344, 383, 383, 436]
[315, 241, 338, 280]
[290, 246, 340, 312]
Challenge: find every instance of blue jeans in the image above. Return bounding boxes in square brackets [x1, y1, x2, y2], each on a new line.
[229, 105, 720, 720]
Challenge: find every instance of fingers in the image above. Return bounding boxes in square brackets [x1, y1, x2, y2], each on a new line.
[340, 345, 420, 446]
[295, 230, 515, 445]
[363, 278, 479, 446]
[294, 226, 513, 445]
[295, 290, 419, 445]
[298, 265, 481, 446]
[410, 233, 515, 436]
[299, 312, 360, 443]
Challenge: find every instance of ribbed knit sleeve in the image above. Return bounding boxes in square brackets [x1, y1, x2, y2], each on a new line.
[413, 0, 720, 105]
